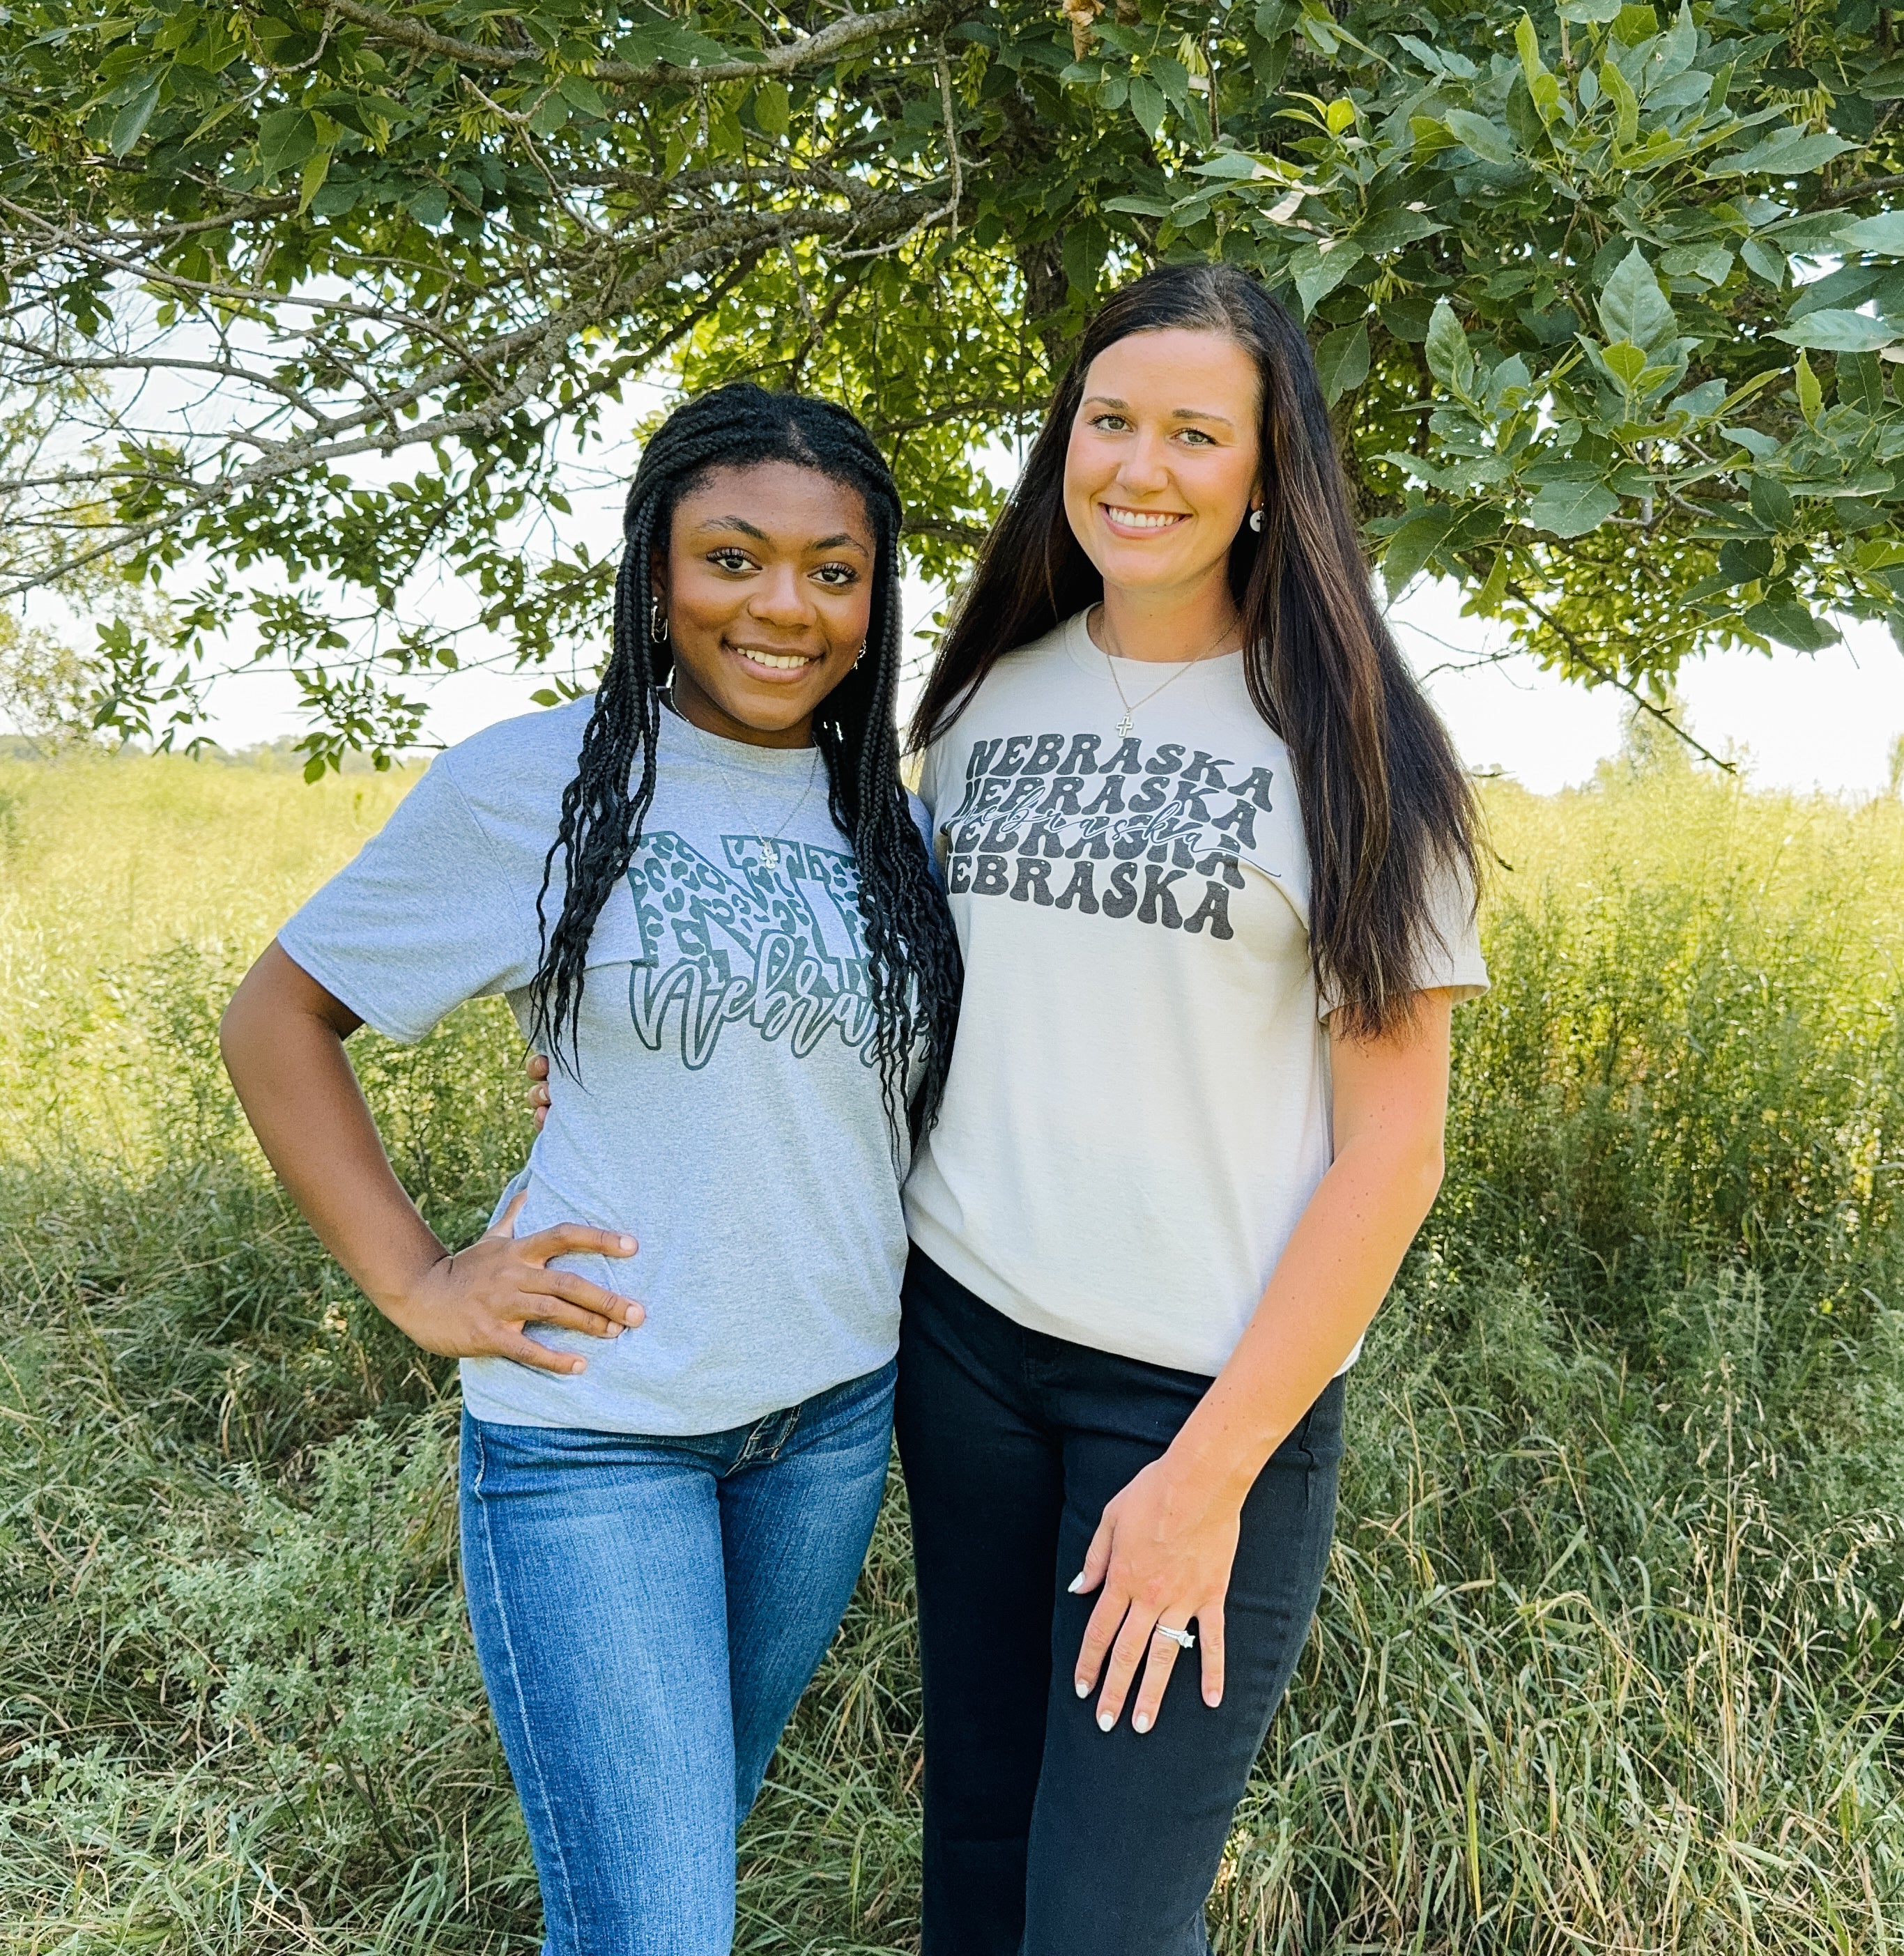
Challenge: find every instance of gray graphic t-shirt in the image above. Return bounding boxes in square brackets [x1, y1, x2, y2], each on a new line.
[279, 698, 915, 1435]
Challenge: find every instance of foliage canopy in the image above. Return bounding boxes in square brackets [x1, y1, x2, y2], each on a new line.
[3, 0, 1902, 764]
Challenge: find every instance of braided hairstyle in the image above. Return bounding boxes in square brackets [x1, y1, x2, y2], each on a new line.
[530, 383, 961, 1150]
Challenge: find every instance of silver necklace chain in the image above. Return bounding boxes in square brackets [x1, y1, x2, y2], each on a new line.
[680, 711, 822, 870]
[1093, 606, 1237, 736]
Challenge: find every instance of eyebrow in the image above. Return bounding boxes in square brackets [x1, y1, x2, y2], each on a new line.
[1083, 394, 1237, 429]
[691, 516, 868, 554]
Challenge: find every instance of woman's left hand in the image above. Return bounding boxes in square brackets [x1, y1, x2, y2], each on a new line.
[1068, 1455, 1240, 1733]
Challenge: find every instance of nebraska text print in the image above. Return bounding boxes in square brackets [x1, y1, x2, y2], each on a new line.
[941, 731, 1278, 939]
[624, 832, 876, 1070]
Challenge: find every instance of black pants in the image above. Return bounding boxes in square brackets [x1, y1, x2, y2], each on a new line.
[896, 1247, 1344, 1956]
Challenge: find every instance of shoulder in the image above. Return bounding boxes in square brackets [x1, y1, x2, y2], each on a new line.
[436, 695, 594, 784]
[431, 696, 594, 822]
[921, 613, 1084, 757]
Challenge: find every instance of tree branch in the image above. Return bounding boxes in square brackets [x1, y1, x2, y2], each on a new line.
[325, 0, 975, 87]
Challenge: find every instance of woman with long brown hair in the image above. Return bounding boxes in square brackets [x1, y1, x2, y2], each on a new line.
[896, 262, 1489, 1953]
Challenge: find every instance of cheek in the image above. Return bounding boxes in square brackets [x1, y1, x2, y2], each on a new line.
[669, 562, 739, 628]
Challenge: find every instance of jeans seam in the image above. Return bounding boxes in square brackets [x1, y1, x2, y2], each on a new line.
[468, 1422, 583, 1953]
[767, 1403, 801, 1461]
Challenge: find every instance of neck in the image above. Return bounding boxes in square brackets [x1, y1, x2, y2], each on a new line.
[1093, 567, 1240, 664]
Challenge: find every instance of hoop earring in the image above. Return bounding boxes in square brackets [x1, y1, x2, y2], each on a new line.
[1249, 507, 1265, 533]
[852, 642, 866, 669]
[650, 599, 669, 642]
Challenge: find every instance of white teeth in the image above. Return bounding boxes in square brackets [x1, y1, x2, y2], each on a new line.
[1105, 507, 1185, 530]
[737, 647, 814, 670]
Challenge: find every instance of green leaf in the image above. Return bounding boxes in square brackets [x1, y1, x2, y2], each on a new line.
[1740, 236, 1786, 286]
[1794, 350, 1822, 426]
[751, 80, 786, 137]
[408, 183, 450, 229]
[1837, 213, 1904, 256]
[1659, 242, 1733, 286]
[298, 149, 331, 215]
[1314, 320, 1370, 403]
[1381, 507, 1456, 597]
[1559, 0, 1622, 19]
[1443, 109, 1514, 164]
[1425, 298, 1475, 395]
[1742, 597, 1839, 649]
[1748, 474, 1795, 530]
[109, 71, 162, 157]
[1529, 478, 1619, 537]
[556, 73, 608, 118]
[1289, 241, 1359, 314]
[1597, 246, 1675, 352]
[256, 107, 317, 178]
[1598, 56, 1640, 146]
[1717, 130, 1857, 177]
[1770, 309, 1900, 353]
[1600, 341, 1649, 385]
[1128, 75, 1167, 139]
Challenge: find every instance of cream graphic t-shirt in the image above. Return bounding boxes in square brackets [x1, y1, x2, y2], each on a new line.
[904, 610, 1489, 1379]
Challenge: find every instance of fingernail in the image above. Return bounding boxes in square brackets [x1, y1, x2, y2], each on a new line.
[1133, 1713, 1151, 1734]
[617, 1235, 635, 1253]
[1066, 1572, 1087, 1594]
[1074, 1677, 1090, 1699]
[1096, 1711, 1115, 1732]
[625, 1305, 643, 1325]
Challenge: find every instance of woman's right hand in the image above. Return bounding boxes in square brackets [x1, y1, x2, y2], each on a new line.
[383, 1189, 643, 1376]
[526, 1050, 552, 1130]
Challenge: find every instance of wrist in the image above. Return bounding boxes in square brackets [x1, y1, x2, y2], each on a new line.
[364, 1239, 452, 1327]
[1156, 1433, 1259, 1518]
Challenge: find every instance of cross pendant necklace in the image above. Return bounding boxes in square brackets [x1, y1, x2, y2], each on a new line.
[1098, 606, 1238, 734]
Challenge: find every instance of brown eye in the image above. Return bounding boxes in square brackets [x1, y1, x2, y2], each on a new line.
[708, 548, 752, 572]
[813, 562, 857, 586]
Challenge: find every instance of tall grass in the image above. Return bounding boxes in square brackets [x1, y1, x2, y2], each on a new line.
[0, 747, 1899, 1953]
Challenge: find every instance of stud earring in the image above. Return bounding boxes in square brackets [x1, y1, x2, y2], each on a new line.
[1249, 507, 1265, 533]
[650, 599, 669, 642]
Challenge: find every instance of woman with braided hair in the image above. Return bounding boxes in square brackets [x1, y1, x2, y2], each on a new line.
[220, 383, 960, 1954]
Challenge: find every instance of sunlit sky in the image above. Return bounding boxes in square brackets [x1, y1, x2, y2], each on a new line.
[155, 572, 1904, 799]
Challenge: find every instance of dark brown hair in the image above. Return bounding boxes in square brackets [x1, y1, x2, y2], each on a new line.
[909, 263, 1480, 1036]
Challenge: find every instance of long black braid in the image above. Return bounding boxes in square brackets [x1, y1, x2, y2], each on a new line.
[530, 383, 962, 1150]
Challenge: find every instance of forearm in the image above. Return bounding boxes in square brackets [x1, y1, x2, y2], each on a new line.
[220, 944, 445, 1314]
[1165, 1133, 1443, 1507]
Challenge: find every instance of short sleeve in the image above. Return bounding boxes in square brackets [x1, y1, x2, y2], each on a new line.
[276, 757, 539, 1045]
[906, 790, 944, 891]
[1317, 854, 1489, 1022]
[915, 734, 946, 826]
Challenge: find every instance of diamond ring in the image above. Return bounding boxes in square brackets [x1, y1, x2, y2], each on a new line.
[1152, 1623, 1195, 1651]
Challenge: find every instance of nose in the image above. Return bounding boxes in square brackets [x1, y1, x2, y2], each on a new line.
[1113, 433, 1172, 497]
[748, 562, 814, 628]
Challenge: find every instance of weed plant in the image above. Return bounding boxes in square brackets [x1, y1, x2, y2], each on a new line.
[0, 746, 1898, 1953]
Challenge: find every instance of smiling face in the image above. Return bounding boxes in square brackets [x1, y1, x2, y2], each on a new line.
[1062, 326, 1264, 608]
[656, 459, 877, 748]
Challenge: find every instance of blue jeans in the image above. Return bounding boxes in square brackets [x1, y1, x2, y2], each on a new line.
[459, 1360, 896, 1955]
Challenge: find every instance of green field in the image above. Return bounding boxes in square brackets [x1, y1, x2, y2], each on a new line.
[1, 746, 1900, 1953]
